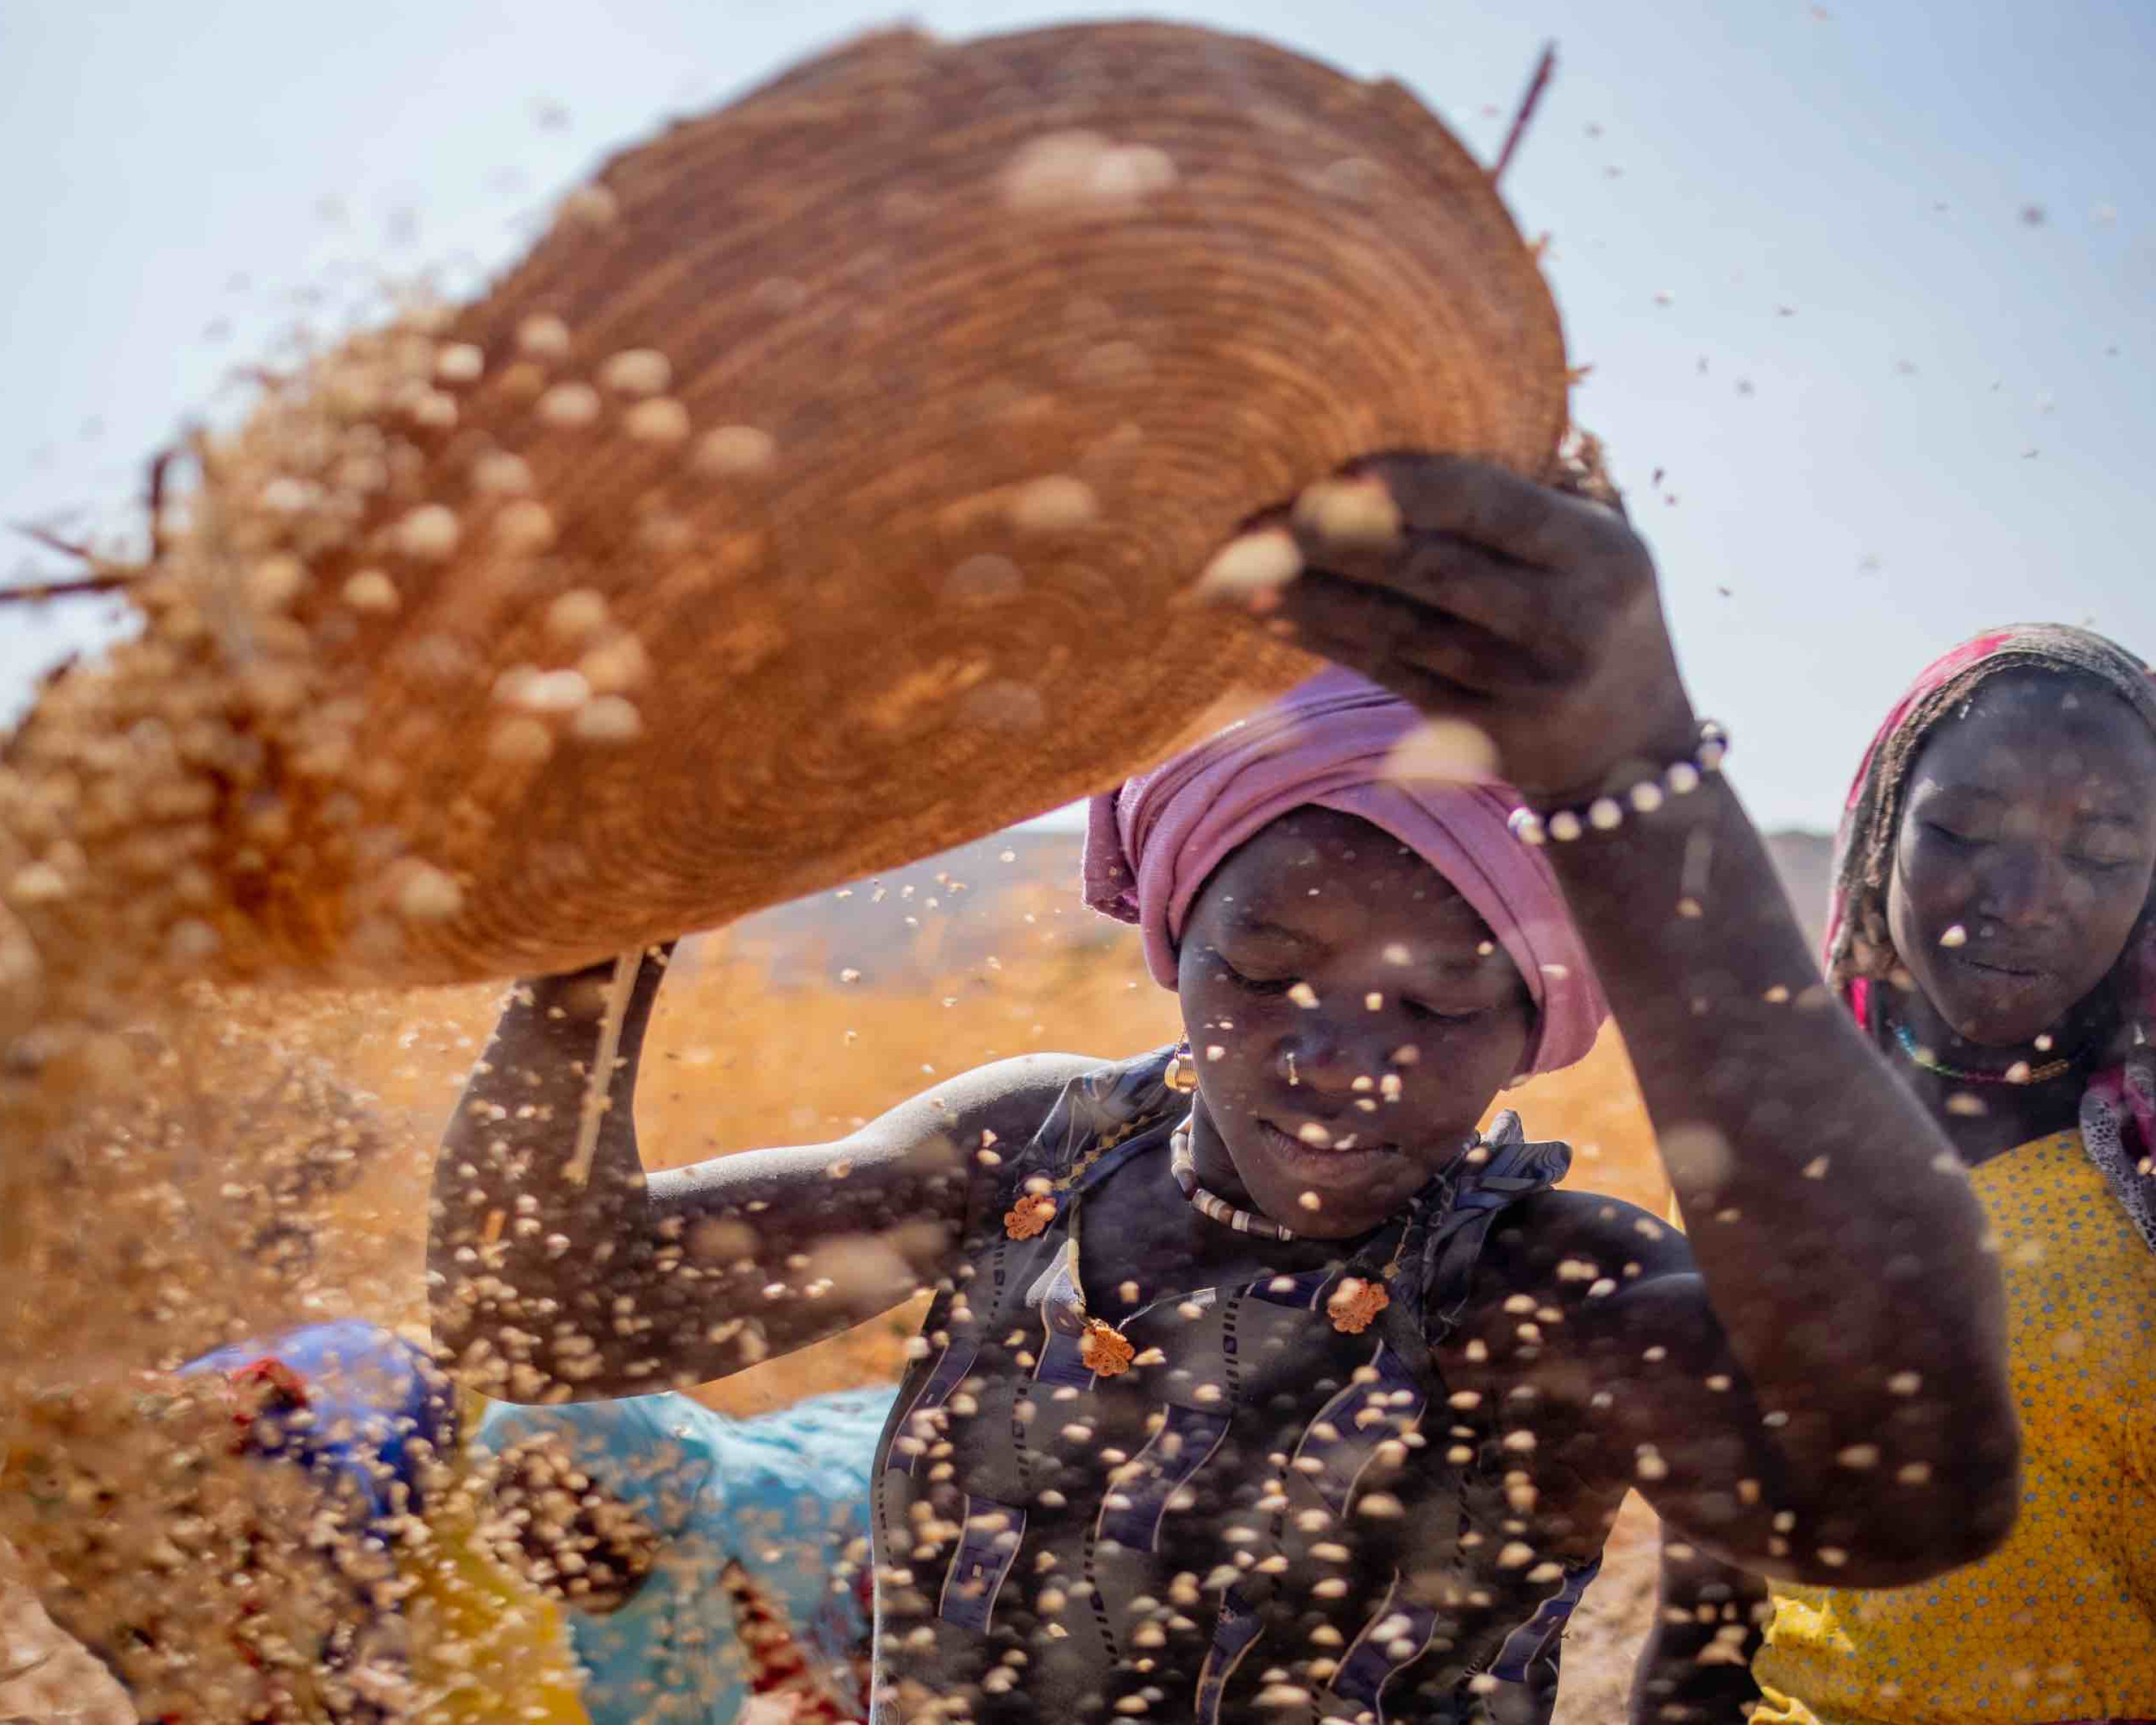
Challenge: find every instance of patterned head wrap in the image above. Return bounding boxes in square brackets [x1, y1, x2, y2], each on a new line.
[1082, 667, 1608, 1076]
[1825, 622, 2156, 1253]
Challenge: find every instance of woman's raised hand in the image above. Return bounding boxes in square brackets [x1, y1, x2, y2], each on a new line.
[1205, 453, 1700, 805]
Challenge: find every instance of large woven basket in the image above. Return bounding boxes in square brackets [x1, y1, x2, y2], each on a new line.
[0, 19, 1568, 1027]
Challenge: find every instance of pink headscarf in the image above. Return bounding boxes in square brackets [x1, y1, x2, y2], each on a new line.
[1082, 668, 1608, 1076]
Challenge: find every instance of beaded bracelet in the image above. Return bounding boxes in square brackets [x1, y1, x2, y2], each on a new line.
[1508, 720, 1729, 846]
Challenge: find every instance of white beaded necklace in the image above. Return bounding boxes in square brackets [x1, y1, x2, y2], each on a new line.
[1167, 1110, 1298, 1243]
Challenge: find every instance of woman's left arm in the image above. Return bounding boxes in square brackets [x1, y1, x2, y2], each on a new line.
[1225, 454, 2018, 1581]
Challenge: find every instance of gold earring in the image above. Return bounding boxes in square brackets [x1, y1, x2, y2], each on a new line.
[1166, 1039, 1200, 1093]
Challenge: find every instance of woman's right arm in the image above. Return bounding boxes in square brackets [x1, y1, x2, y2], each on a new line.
[428, 943, 1096, 1401]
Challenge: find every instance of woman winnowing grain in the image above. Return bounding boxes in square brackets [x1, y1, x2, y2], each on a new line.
[430, 454, 2022, 1724]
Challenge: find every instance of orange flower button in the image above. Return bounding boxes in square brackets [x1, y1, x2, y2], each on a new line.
[1004, 1194, 1057, 1240]
[1327, 1276, 1391, 1335]
[1079, 1320, 1136, 1377]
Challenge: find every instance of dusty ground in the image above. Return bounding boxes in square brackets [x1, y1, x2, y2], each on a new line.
[0, 1580, 132, 1724]
[2, 853, 1672, 1721]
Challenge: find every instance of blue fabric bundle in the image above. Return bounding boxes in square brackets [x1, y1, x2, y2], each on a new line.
[475, 1386, 893, 1725]
[180, 1317, 453, 1527]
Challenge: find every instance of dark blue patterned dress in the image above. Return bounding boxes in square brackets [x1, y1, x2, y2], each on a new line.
[867, 1048, 1602, 1724]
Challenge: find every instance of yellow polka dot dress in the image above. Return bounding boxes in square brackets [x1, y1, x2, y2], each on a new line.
[1754, 1130, 2156, 1724]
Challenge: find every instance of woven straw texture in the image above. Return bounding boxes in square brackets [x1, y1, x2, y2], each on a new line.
[0, 20, 1568, 1013]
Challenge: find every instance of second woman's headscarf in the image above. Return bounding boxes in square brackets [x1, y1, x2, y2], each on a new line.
[1082, 667, 1608, 1076]
[1825, 622, 2156, 1254]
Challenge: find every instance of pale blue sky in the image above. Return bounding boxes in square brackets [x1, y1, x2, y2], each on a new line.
[2, 0, 2150, 832]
